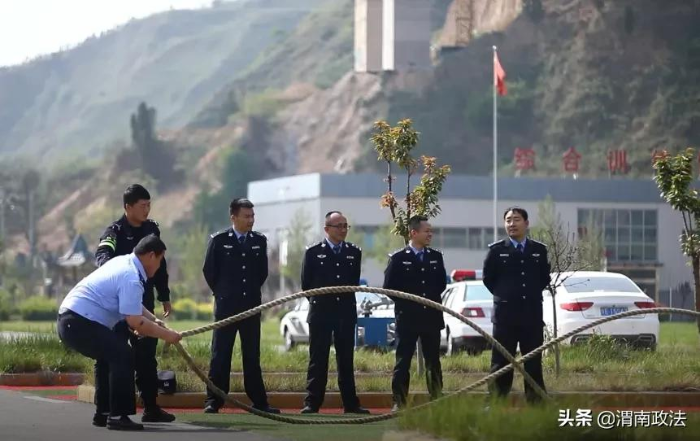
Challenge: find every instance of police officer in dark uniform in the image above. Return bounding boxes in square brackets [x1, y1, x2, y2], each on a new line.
[299, 211, 370, 415]
[202, 198, 279, 414]
[483, 207, 550, 403]
[384, 215, 447, 412]
[95, 184, 175, 423]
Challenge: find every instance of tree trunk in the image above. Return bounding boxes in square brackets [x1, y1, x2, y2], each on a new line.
[551, 289, 560, 377]
[693, 255, 700, 335]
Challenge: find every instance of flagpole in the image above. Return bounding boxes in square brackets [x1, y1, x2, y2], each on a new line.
[492, 45, 498, 244]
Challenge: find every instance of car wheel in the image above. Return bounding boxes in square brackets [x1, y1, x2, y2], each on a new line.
[283, 328, 295, 352]
[465, 346, 483, 356]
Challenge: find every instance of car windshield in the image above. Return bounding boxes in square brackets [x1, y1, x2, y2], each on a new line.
[464, 284, 493, 301]
[563, 276, 641, 293]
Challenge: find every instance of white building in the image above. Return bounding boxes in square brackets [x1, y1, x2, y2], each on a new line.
[354, 0, 383, 72]
[354, 0, 433, 73]
[248, 173, 692, 307]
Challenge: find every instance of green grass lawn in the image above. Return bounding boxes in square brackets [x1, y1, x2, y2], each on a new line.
[2, 320, 699, 394]
[399, 395, 700, 440]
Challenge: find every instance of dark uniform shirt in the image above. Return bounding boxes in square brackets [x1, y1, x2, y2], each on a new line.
[383, 246, 447, 332]
[203, 228, 268, 317]
[95, 215, 170, 312]
[301, 240, 361, 325]
[482, 238, 551, 325]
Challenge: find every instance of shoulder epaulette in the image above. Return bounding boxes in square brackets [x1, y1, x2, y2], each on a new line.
[146, 219, 159, 227]
[250, 231, 267, 240]
[389, 247, 406, 257]
[488, 239, 506, 249]
[306, 241, 324, 250]
[529, 239, 547, 248]
[346, 242, 362, 251]
[210, 229, 228, 239]
[428, 247, 443, 255]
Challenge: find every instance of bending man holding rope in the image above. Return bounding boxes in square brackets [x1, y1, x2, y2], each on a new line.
[57, 235, 182, 431]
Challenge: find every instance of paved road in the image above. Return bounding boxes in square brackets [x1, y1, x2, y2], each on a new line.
[0, 389, 281, 441]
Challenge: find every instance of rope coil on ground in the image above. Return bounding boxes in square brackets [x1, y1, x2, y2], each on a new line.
[173, 286, 700, 425]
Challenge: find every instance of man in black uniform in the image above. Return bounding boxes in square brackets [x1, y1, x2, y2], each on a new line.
[202, 198, 279, 414]
[95, 184, 175, 423]
[299, 211, 370, 415]
[483, 207, 551, 403]
[384, 215, 447, 412]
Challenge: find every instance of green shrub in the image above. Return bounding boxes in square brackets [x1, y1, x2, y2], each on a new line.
[172, 298, 198, 320]
[196, 302, 213, 321]
[0, 289, 13, 321]
[18, 296, 58, 321]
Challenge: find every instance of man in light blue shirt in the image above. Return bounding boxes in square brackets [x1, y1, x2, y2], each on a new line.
[57, 235, 181, 431]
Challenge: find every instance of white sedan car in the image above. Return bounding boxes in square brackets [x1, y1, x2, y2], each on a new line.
[440, 281, 494, 355]
[279, 292, 395, 351]
[280, 297, 310, 351]
[544, 271, 659, 350]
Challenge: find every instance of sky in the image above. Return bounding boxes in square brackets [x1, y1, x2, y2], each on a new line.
[0, 0, 218, 67]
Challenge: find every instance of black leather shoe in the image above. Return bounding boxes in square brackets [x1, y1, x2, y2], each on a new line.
[106, 416, 144, 431]
[344, 406, 371, 414]
[203, 405, 219, 414]
[300, 406, 318, 414]
[253, 405, 280, 414]
[92, 413, 108, 427]
[142, 406, 176, 423]
[390, 403, 402, 413]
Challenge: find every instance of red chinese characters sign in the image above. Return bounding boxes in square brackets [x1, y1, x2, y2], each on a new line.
[513, 147, 535, 171]
[607, 149, 629, 174]
[562, 147, 582, 172]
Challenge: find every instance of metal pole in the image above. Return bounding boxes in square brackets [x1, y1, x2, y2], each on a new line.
[0, 189, 5, 249]
[29, 189, 35, 263]
[492, 46, 498, 243]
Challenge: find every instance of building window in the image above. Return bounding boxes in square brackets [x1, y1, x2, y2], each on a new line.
[465, 227, 506, 250]
[577, 209, 657, 263]
[353, 226, 379, 249]
[440, 228, 467, 248]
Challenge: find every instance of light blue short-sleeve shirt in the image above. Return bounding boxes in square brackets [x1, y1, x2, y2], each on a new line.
[59, 254, 146, 328]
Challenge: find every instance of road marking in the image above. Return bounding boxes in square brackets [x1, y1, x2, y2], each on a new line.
[144, 422, 218, 431]
[23, 396, 67, 404]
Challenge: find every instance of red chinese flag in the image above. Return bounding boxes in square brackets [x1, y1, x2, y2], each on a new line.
[494, 51, 507, 96]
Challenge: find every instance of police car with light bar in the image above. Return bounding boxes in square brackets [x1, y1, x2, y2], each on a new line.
[439, 269, 494, 355]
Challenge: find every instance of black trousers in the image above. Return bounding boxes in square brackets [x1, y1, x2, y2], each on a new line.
[57, 310, 136, 417]
[205, 314, 268, 409]
[391, 327, 442, 407]
[128, 333, 159, 409]
[489, 323, 546, 403]
[304, 320, 360, 410]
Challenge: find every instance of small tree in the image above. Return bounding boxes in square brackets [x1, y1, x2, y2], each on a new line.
[653, 148, 700, 334]
[174, 223, 211, 301]
[363, 223, 405, 264]
[280, 209, 313, 294]
[371, 119, 451, 243]
[530, 196, 605, 375]
[129, 102, 178, 189]
[371, 119, 450, 374]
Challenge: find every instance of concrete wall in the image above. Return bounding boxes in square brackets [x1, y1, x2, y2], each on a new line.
[382, 0, 433, 71]
[354, 0, 383, 72]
